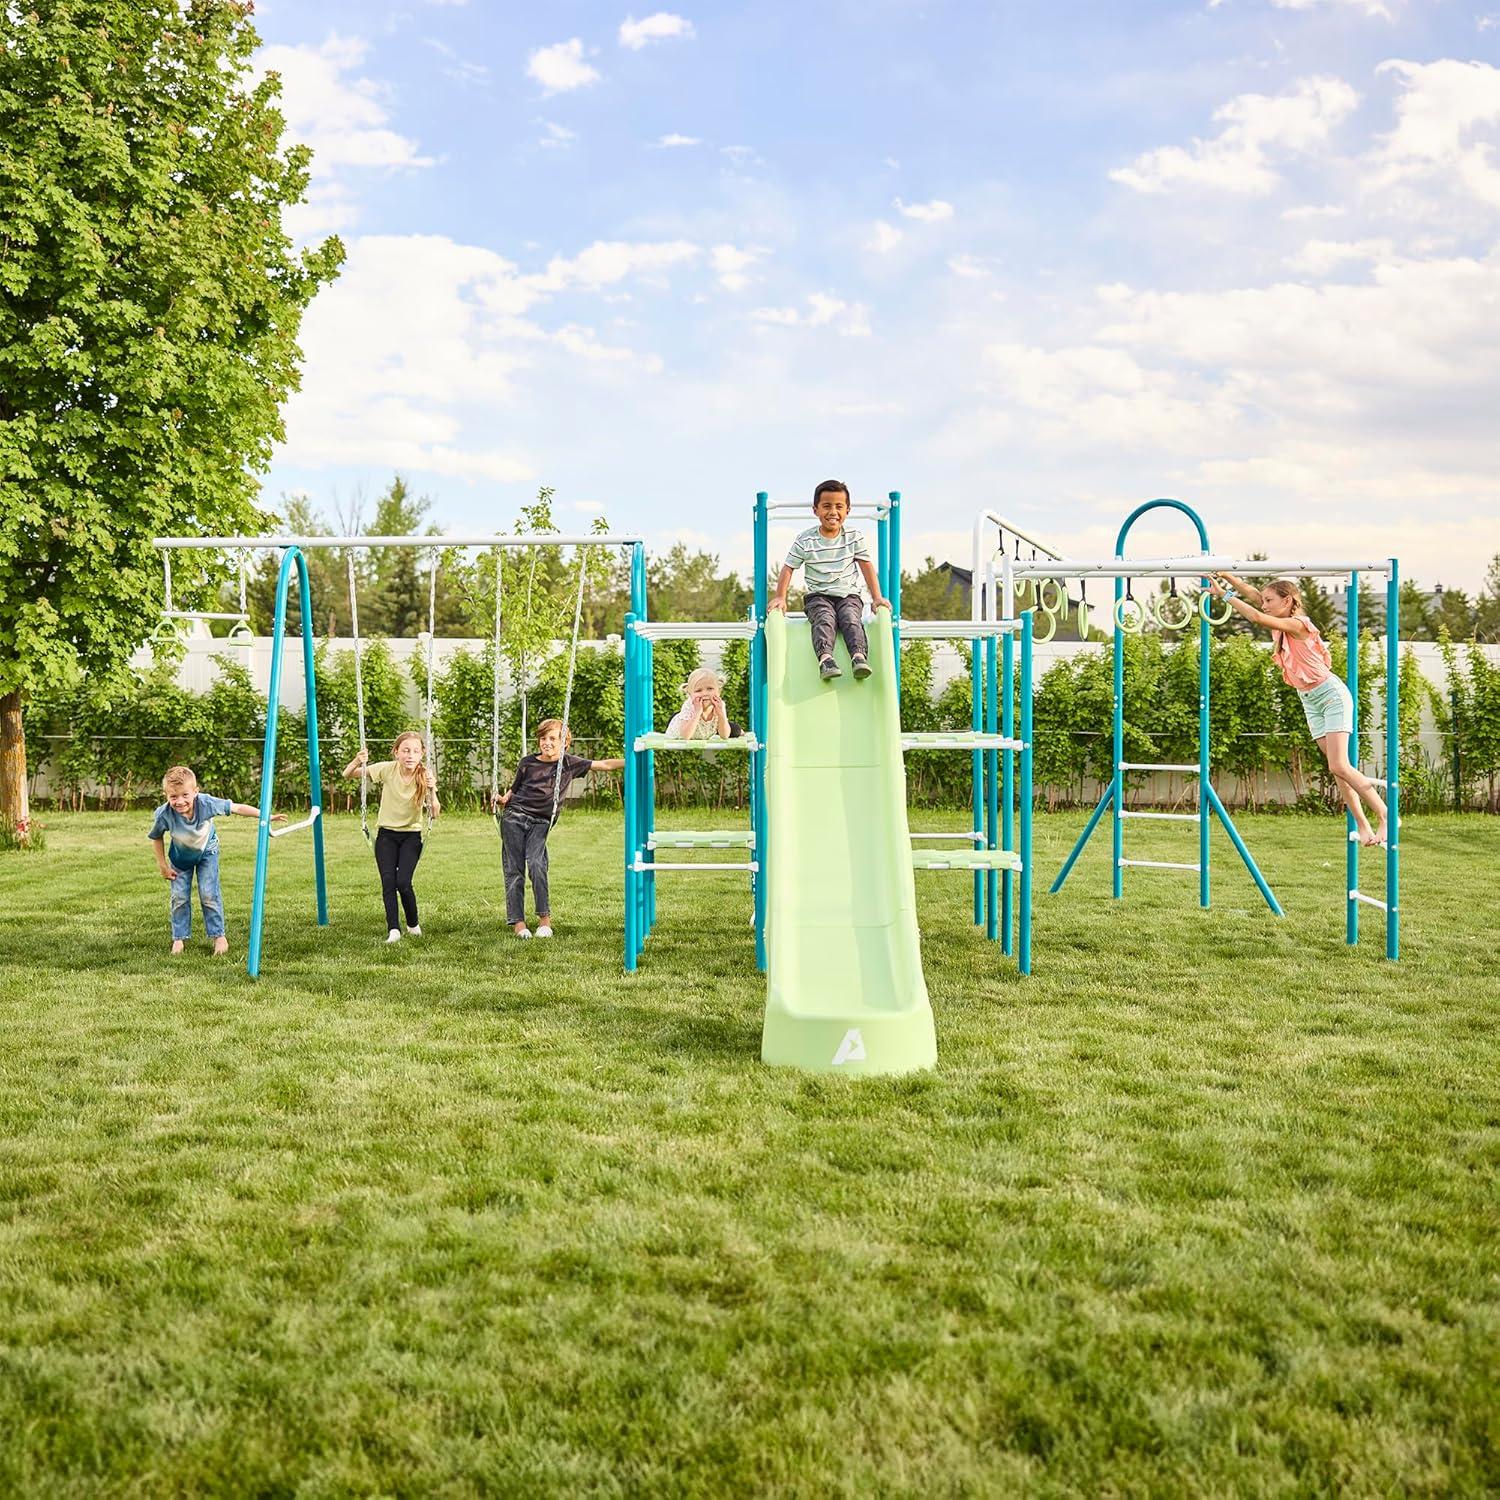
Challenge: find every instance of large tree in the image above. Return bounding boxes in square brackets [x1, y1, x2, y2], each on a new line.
[0, 1, 343, 841]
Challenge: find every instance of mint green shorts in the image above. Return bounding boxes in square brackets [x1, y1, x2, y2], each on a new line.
[1298, 675, 1353, 740]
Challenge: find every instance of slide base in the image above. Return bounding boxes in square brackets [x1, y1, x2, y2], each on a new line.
[761, 1006, 936, 1077]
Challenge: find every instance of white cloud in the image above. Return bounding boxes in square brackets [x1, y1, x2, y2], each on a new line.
[538, 120, 578, 148]
[895, 197, 955, 222]
[530, 239, 700, 292]
[1285, 237, 1394, 273]
[948, 254, 994, 278]
[619, 12, 696, 49]
[710, 244, 767, 291]
[752, 293, 871, 336]
[1110, 75, 1359, 194]
[867, 220, 903, 253]
[1282, 202, 1348, 219]
[1369, 59, 1500, 207]
[527, 39, 600, 93]
[656, 132, 701, 147]
[1270, 0, 1395, 15]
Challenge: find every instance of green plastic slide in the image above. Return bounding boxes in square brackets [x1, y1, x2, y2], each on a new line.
[760, 610, 936, 1075]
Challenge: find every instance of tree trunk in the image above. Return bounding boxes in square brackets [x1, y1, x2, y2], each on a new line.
[0, 690, 31, 844]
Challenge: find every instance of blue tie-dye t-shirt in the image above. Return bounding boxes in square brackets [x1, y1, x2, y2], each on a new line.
[148, 794, 234, 867]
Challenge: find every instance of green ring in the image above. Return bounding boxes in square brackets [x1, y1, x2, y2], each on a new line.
[1114, 597, 1147, 634]
[1199, 591, 1234, 625]
[1155, 592, 1196, 630]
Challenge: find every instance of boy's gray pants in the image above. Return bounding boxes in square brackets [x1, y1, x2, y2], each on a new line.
[501, 809, 551, 923]
[805, 594, 867, 663]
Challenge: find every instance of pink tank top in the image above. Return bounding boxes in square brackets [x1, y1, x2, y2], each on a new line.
[1275, 615, 1333, 690]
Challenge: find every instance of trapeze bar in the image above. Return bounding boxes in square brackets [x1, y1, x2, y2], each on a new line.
[631, 859, 760, 872]
[1118, 761, 1201, 773]
[630, 620, 758, 640]
[1350, 890, 1389, 911]
[154, 533, 644, 550]
[1119, 811, 1200, 822]
[160, 610, 252, 622]
[1118, 857, 1200, 872]
[1010, 557, 1393, 580]
[268, 807, 321, 839]
[898, 619, 1021, 638]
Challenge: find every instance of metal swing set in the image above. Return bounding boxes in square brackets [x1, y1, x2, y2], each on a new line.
[152, 530, 643, 977]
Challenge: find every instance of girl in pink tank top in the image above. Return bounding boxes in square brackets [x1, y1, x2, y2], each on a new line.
[1211, 571, 1389, 846]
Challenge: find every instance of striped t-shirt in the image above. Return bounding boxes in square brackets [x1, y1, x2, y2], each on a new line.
[782, 525, 871, 597]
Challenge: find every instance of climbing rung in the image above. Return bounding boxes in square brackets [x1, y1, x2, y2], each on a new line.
[910, 831, 986, 842]
[634, 732, 760, 752]
[902, 733, 1025, 751]
[1118, 858, 1200, 872]
[632, 859, 758, 872]
[911, 849, 1022, 872]
[1348, 832, 1391, 847]
[648, 830, 754, 849]
[1118, 762, 1201, 773]
[1120, 811, 1199, 822]
[630, 620, 757, 640]
[268, 806, 320, 838]
[898, 619, 1021, 639]
[1349, 890, 1388, 911]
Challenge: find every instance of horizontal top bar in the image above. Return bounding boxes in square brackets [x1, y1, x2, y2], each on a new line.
[154, 534, 644, 550]
[1010, 556, 1393, 579]
[765, 502, 891, 515]
[976, 512, 1064, 563]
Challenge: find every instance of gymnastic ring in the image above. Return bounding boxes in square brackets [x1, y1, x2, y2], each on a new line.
[1114, 596, 1147, 634]
[1036, 577, 1066, 617]
[1155, 591, 1196, 631]
[1074, 599, 1091, 638]
[1199, 590, 1234, 626]
[1029, 606, 1057, 643]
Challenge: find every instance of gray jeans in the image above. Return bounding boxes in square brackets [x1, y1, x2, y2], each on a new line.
[805, 593, 868, 663]
[502, 810, 551, 923]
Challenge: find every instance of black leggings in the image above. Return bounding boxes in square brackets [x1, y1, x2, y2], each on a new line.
[374, 828, 423, 930]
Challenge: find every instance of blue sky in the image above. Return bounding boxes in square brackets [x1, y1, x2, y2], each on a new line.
[254, 0, 1500, 587]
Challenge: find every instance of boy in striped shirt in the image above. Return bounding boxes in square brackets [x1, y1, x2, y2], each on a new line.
[768, 480, 890, 680]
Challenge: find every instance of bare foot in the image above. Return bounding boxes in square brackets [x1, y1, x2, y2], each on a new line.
[211, 937, 229, 956]
[170, 939, 185, 956]
[1371, 824, 1389, 847]
[1358, 827, 1381, 847]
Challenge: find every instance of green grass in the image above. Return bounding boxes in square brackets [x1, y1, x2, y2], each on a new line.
[2, 810, 1497, 1496]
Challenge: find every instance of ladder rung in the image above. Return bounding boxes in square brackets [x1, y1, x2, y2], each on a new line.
[1120, 811, 1199, 822]
[1118, 762, 1201, 773]
[901, 733, 1025, 751]
[634, 733, 760, 753]
[898, 619, 1021, 639]
[630, 620, 758, 640]
[632, 859, 758, 872]
[648, 831, 754, 849]
[910, 832, 986, 842]
[1118, 858, 1200, 871]
[911, 849, 1023, 872]
[1347, 832, 1391, 847]
[1349, 890, 1388, 911]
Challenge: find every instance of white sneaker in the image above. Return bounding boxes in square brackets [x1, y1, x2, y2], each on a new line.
[536, 925, 554, 938]
[514, 927, 533, 939]
[386, 929, 402, 944]
[406, 925, 422, 937]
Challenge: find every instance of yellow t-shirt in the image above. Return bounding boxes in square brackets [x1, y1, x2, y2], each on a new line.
[366, 761, 428, 832]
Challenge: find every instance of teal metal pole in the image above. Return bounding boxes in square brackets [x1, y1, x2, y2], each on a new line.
[1198, 575, 1210, 909]
[753, 492, 769, 971]
[985, 634, 999, 941]
[1386, 562, 1400, 960]
[1112, 575, 1124, 899]
[1346, 572, 1360, 945]
[971, 641, 983, 925]
[624, 614, 637, 969]
[299, 549, 328, 928]
[1019, 609, 1034, 975]
[1001, 627, 1014, 954]
[1052, 782, 1114, 892]
[1205, 784, 1283, 915]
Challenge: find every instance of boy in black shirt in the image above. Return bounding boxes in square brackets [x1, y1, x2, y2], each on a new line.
[494, 718, 624, 938]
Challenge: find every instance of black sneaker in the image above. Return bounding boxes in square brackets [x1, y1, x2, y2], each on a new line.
[852, 656, 872, 680]
[819, 657, 842, 681]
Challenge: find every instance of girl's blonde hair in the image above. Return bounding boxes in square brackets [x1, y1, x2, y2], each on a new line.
[536, 718, 572, 747]
[1263, 578, 1305, 614]
[683, 667, 724, 696]
[391, 730, 425, 758]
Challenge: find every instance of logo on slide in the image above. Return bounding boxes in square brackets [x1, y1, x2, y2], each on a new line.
[832, 1028, 866, 1065]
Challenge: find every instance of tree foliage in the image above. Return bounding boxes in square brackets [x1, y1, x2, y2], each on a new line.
[0, 0, 343, 839]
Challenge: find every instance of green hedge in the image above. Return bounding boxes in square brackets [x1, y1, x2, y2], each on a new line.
[23, 633, 1493, 814]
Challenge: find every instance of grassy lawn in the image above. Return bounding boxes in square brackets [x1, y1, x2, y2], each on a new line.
[2, 809, 1497, 1496]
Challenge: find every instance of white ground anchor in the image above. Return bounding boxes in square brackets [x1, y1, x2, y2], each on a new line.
[831, 1029, 867, 1065]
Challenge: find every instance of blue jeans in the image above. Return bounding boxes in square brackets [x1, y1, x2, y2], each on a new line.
[170, 849, 225, 940]
[502, 810, 551, 924]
